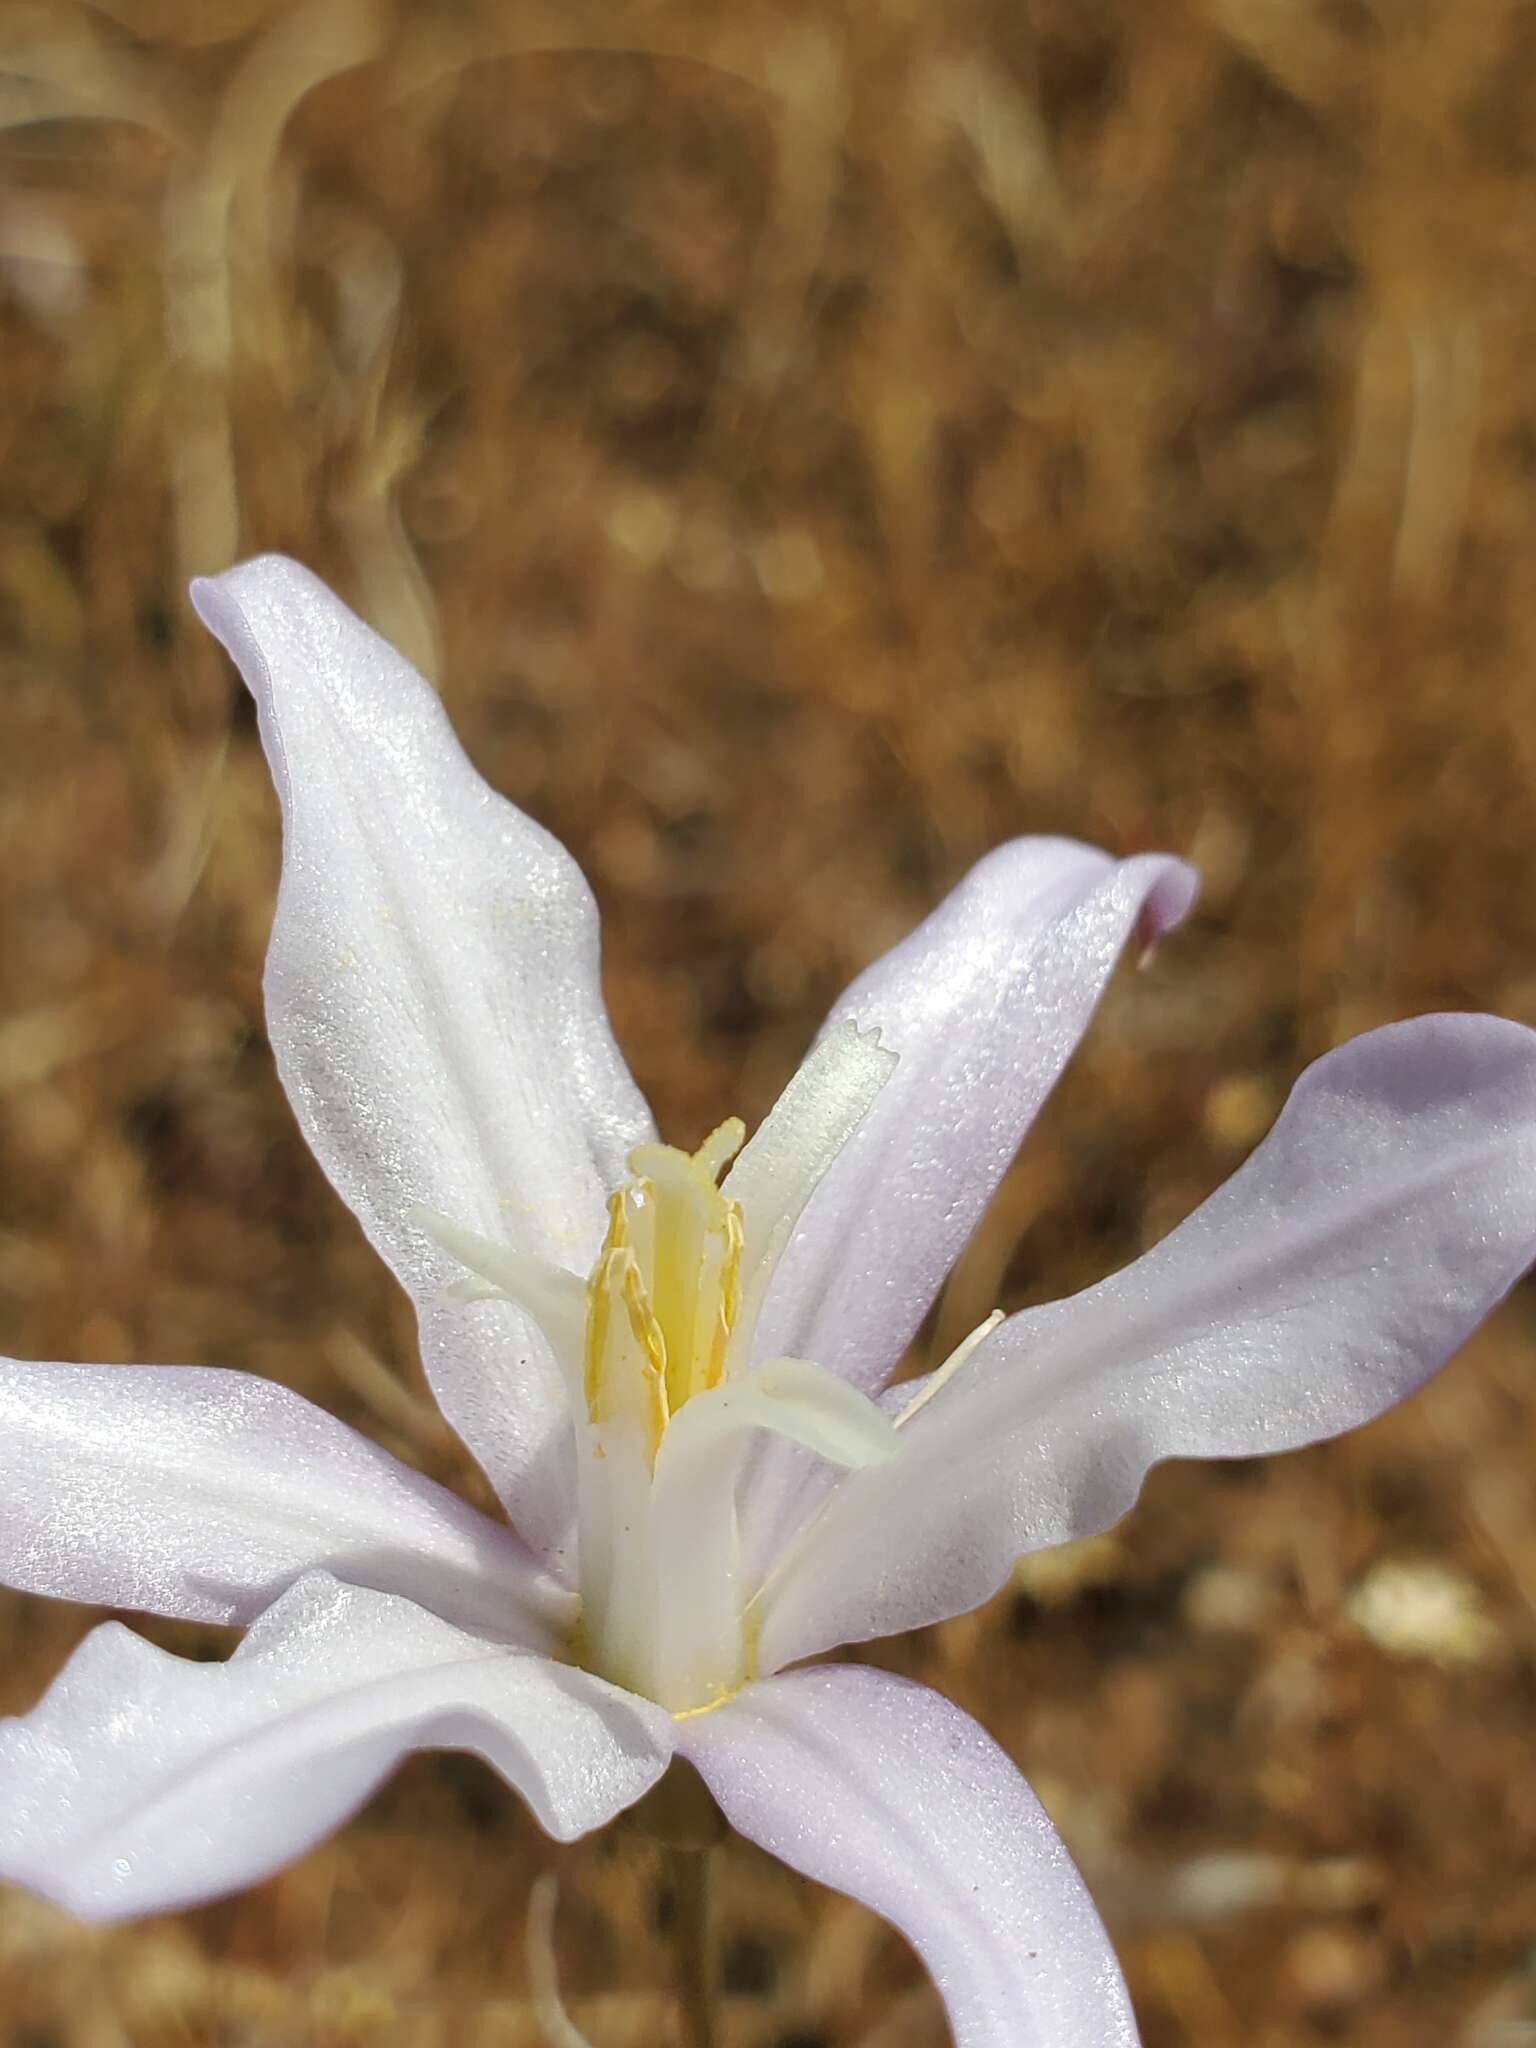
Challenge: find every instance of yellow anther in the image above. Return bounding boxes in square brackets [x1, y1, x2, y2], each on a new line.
[703, 1202, 743, 1394]
[584, 1244, 668, 1465]
[584, 1119, 747, 1444]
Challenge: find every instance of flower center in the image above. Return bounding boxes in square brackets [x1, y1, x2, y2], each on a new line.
[583, 1121, 746, 1461]
[414, 1020, 905, 1713]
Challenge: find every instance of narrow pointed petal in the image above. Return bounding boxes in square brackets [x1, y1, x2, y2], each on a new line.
[756, 1015, 1536, 1668]
[739, 840, 1194, 1576]
[751, 838, 1196, 1393]
[191, 556, 654, 1552]
[0, 1573, 674, 1921]
[677, 1667, 1138, 2048]
[0, 1358, 570, 1645]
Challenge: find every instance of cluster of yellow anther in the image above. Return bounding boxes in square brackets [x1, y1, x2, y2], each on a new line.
[583, 1119, 746, 1465]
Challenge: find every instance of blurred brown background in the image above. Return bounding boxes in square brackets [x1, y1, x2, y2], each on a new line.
[4, 1, 1536, 2043]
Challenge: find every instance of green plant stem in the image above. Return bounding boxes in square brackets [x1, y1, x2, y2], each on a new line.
[666, 1842, 717, 2048]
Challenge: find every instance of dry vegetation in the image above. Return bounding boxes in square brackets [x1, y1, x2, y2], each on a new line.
[4, 0, 1536, 2042]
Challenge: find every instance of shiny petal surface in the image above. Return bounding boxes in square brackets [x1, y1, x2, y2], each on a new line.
[0, 1358, 569, 1645]
[740, 839, 1194, 1571]
[757, 1014, 1536, 1667]
[192, 557, 654, 1554]
[720, 1021, 895, 1372]
[0, 1573, 673, 1920]
[678, 1666, 1138, 2048]
[752, 837, 1196, 1391]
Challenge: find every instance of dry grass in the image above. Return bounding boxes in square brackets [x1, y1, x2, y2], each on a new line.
[4, 2, 1536, 2042]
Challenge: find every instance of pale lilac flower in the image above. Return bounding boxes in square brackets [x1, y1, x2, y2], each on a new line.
[3, 558, 1535, 2047]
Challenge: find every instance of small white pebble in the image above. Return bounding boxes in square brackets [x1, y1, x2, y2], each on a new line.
[1346, 1558, 1499, 1664]
[1167, 1852, 1286, 1920]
